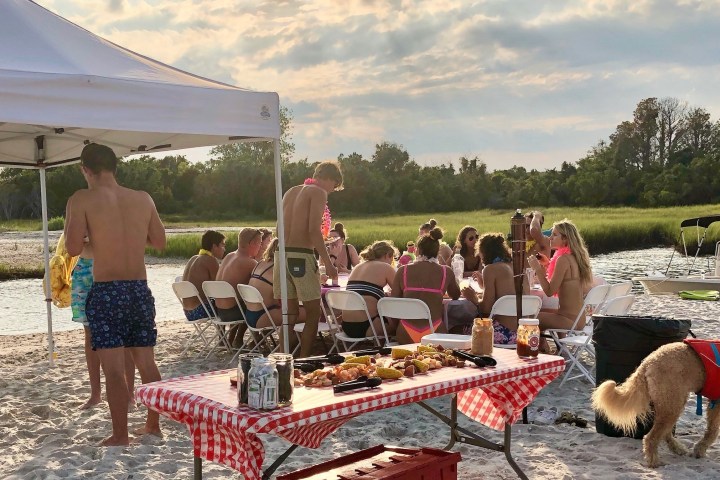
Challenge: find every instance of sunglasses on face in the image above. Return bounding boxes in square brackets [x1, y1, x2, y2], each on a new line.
[467, 235, 477, 241]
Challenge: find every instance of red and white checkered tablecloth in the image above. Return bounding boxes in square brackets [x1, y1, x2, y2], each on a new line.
[136, 347, 564, 480]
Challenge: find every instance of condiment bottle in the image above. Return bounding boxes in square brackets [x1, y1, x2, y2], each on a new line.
[471, 318, 494, 356]
[237, 353, 263, 406]
[269, 353, 294, 407]
[516, 318, 540, 358]
[247, 357, 279, 410]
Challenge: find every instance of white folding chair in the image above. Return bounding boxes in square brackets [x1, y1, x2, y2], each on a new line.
[547, 284, 610, 386]
[601, 295, 635, 316]
[377, 297, 434, 343]
[597, 281, 633, 314]
[326, 290, 385, 351]
[488, 295, 543, 348]
[236, 283, 281, 356]
[171, 281, 213, 356]
[291, 300, 341, 355]
[201, 281, 246, 361]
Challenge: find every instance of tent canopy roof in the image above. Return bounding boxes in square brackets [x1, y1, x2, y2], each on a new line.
[0, 0, 280, 169]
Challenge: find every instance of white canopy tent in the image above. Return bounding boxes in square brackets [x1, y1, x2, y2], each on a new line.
[0, 0, 292, 363]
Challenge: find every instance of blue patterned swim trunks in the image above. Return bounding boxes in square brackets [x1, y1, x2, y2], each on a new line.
[184, 302, 212, 321]
[71, 258, 94, 326]
[86, 280, 157, 349]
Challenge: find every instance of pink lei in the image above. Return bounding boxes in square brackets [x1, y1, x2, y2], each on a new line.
[546, 246, 572, 281]
[304, 178, 332, 237]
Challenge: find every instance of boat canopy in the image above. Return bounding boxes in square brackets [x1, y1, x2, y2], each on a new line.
[680, 216, 720, 229]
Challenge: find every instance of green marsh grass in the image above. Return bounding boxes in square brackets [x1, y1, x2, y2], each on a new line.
[149, 204, 720, 258]
[0, 263, 44, 280]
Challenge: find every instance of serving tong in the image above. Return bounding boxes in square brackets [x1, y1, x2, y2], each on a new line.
[332, 375, 383, 394]
[450, 349, 497, 368]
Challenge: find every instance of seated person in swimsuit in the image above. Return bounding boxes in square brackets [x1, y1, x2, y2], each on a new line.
[181, 230, 225, 320]
[453, 225, 483, 278]
[252, 228, 274, 261]
[246, 238, 306, 352]
[527, 219, 593, 334]
[419, 218, 453, 266]
[216, 228, 263, 347]
[341, 240, 398, 340]
[325, 222, 360, 274]
[460, 233, 528, 344]
[391, 227, 460, 344]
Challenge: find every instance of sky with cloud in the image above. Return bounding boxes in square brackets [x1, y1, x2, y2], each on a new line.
[38, 0, 720, 171]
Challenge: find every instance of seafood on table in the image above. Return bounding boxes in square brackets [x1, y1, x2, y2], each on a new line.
[295, 344, 468, 387]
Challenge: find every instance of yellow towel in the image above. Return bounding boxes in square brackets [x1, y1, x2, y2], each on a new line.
[43, 233, 79, 308]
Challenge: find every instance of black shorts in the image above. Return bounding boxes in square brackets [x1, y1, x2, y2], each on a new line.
[86, 280, 157, 349]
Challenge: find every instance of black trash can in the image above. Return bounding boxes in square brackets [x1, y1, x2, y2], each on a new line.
[593, 314, 692, 439]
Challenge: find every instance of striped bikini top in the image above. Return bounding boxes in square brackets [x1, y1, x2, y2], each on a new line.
[403, 263, 447, 294]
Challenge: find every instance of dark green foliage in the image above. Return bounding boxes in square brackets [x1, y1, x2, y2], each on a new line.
[2, 98, 720, 223]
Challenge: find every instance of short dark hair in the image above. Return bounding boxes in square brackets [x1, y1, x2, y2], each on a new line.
[80, 143, 118, 174]
[201, 230, 225, 251]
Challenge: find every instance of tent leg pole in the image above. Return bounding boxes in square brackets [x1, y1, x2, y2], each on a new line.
[39, 166, 54, 367]
[272, 137, 289, 354]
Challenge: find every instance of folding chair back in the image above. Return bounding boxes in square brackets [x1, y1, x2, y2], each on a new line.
[377, 297, 435, 341]
[236, 283, 279, 328]
[171, 281, 213, 356]
[201, 280, 247, 362]
[601, 295, 635, 316]
[326, 290, 384, 350]
[488, 295, 542, 319]
[598, 281, 633, 313]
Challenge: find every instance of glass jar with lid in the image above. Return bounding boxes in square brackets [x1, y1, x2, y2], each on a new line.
[471, 318, 494, 356]
[516, 318, 540, 358]
[269, 353, 294, 407]
[247, 356, 279, 410]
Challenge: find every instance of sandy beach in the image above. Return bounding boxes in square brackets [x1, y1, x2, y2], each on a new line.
[1, 293, 719, 479]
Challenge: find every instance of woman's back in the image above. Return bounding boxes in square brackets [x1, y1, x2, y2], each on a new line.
[247, 260, 275, 310]
[555, 255, 583, 320]
[343, 260, 394, 322]
[396, 262, 453, 320]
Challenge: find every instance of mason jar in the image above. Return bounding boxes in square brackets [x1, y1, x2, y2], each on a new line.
[516, 318, 540, 358]
[247, 356, 278, 410]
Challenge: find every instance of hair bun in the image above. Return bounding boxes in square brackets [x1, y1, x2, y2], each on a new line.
[429, 227, 443, 240]
[429, 219, 437, 228]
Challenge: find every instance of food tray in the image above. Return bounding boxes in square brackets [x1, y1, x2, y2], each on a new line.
[420, 333, 471, 349]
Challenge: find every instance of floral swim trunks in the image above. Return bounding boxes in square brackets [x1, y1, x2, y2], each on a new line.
[71, 258, 94, 326]
[85, 280, 157, 349]
[493, 320, 518, 345]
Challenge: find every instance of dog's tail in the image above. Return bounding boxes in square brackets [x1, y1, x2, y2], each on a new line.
[591, 364, 651, 436]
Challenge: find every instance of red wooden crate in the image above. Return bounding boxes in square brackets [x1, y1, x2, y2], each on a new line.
[277, 445, 461, 480]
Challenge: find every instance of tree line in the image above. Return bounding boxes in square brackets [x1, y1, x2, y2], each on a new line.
[2, 97, 720, 221]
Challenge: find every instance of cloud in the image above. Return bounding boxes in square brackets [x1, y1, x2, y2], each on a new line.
[36, 0, 720, 171]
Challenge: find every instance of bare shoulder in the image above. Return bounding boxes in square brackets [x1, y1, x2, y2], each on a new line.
[68, 188, 91, 203]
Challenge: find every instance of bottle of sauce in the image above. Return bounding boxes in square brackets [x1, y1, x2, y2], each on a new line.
[471, 318, 494, 356]
[517, 318, 540, 358]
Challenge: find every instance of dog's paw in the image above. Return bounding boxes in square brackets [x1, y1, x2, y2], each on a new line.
[667, 437, 688, 456]
[692, 444, 708, 459]
[645, 454, 665, 468]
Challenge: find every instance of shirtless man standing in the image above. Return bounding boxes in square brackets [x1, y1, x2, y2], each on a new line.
[65, 143, 166, 446]
[216, 228, 263, 346]
[181, 230, 225, 320]
[526, 211, 552, 260]
[275, 161, 342, 357]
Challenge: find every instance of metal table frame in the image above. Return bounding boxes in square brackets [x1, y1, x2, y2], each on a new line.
[192, 395, 530, 480]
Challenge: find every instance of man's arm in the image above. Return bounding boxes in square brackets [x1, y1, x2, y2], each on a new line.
[64, 193, 87, 257]
[307, 189, 336, 277]
[146, 193, 166, 251]
[529, 211, 550, 249]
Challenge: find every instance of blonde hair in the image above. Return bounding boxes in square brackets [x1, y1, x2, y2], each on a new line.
[553, 219, 593, 285]
[238, 228, 261, 248]
[359, 240, 398, 261]
[263, 238, 279, 262]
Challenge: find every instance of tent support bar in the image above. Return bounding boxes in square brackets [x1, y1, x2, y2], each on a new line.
[37, 135, 55, 367]
[272, 137, 289, 354]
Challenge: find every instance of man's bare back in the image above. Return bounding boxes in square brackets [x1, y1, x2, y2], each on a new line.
[182, 255, 219, 309]
[216, 251, 256, 309]
[66, 185, 165, 280]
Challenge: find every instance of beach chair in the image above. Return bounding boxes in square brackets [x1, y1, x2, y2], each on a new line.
[171, 281, 213, 356]
[377, 297, 433, 343]
[326, 290, 386, 351]
[488, 295, 542, 348]
[201, 281, 247, 361]
[236, 284, 281, 359]
[601, 294, 635, 316]
[291, 300, 340, 355]
[547, 284, 610, 386]
[596, 281, 633, 314]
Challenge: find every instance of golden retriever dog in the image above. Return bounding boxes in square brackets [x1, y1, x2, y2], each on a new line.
[591, 341, 720, 467]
